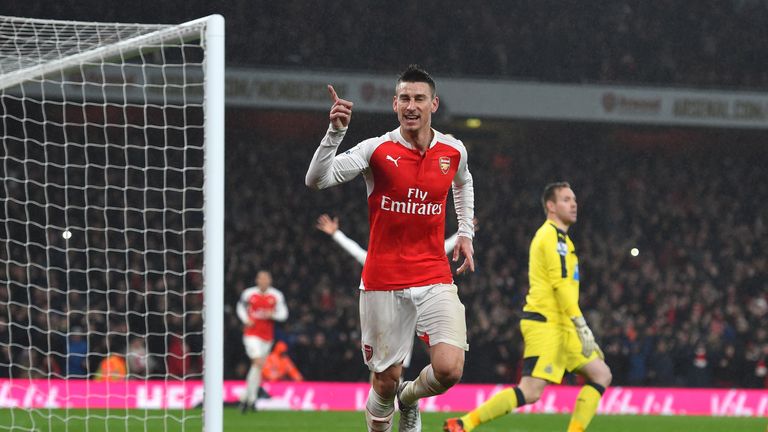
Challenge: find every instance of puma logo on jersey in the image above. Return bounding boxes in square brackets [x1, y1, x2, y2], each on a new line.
[386, 155, 401, 167]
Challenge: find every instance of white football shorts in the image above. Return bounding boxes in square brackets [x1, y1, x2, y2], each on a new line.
[360, 283, 468, 373]
[242, 335, 273, 359]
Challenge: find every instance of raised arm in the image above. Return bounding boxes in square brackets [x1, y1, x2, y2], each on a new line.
[305, 85, 369, 189]
[316, 214, 368, 265]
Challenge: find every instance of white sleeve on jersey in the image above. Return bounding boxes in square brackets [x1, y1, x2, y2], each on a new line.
[332, 229, 368, 265]
[270, 288, 288, 322]
[236, 289, 253, 325]
[444, 232, 459, 255]
[451, 141, 475, 239]
[305, 124, 371, 189]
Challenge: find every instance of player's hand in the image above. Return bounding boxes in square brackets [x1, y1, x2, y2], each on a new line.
[571, 316, 597, 357]
[327, 85, 353, 130]
[315, 214, 339, 235]
[453, 236, 475, 274]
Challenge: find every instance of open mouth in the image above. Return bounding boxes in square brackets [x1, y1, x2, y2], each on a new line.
[404, 114, 419, 121]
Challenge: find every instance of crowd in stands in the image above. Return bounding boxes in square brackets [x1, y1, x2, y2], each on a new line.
[219, 121, 768, 388]
[0, 101, 205, 381]
[1, 108, 767, 388]
[6, 0, 768, 90]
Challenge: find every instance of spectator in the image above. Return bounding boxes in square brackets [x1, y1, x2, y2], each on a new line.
[713, 343, 743, 388]
[126, 337, 152, 379]
[262, 341, 303, 382]
[647, 339, 675, 386]
[95, 339, 127, 382]
[687, 343, 713, 388]
[66, 327, 88, 378]
[7, 1, 768, 90]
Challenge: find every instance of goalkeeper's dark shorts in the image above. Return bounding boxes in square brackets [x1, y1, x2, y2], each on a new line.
[520, 313, 600, 383]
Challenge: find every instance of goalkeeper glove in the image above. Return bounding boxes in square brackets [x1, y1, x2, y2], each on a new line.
[571, 316, 597, 357]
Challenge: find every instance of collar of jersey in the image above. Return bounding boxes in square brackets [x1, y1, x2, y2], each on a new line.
[391, 127, 439, 151]
[547, 222, 568, 236]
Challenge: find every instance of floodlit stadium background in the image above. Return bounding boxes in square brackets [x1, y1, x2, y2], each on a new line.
[1, 0, 767, 421]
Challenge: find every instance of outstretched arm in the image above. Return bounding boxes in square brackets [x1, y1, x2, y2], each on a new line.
[315, 214, 339, 236]
[316, 214, 367, 265]
[332, 230, 368, 265]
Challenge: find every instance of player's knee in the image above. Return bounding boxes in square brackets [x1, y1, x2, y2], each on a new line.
[518, 379, 545, 404]
[433, 363, 463, 388]
[376, 379, 398, 397]
[372, 369, 401, 398]
[597, 363, 612, 388]
[586, 361, 612, 388]
[521, 386, 542, 404]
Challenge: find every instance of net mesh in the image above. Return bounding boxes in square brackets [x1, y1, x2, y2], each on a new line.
[0, 14, 209, 431]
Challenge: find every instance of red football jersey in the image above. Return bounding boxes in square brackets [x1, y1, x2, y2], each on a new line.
[307, 127, 474, 291]
[237, 286, 287, 340]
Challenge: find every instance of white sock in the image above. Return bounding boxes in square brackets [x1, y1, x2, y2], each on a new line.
[366, 387, 395, 417]
[244, 365, 262, 404]
[399, 365, 447, 406]
[366, 387, 394, 432]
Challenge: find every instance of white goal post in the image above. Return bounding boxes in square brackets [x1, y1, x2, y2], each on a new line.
[0, 14, 224, 432]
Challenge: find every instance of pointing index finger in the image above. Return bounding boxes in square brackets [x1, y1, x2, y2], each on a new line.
[327, 84, 339, 103]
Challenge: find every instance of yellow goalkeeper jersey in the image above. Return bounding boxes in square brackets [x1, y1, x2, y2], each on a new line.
[523, 221, 582, 326]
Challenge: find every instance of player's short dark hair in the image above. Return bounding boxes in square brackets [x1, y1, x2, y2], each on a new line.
[396, 64, 436, 97]
[541, 181, 571, 216]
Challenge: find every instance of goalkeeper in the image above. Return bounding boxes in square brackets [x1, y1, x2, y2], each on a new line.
[444, 182, 611, 432]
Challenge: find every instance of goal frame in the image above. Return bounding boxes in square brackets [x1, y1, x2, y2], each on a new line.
[202, 13, 225, 432]
[0, 13, 225, 432]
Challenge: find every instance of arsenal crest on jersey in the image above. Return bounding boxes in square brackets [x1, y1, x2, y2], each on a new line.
[439, 156, 451, 174]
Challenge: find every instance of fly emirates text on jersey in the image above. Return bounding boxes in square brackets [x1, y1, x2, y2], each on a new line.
[380, 187, 444, 216]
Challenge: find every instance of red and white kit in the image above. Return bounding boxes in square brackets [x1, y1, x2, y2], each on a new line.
[237, 286, 288, 359]
[306, 125, 474, 371]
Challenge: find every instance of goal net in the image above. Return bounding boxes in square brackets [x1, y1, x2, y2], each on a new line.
[0, 14, 224, 431]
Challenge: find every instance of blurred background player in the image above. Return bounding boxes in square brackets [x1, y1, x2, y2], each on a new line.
[444, 182, 611, 432]
[236, 270, 288, 413]
[306, 65, 475, 432]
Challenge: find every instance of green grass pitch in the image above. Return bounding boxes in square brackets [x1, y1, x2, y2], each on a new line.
[0, 408, 765, 431]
